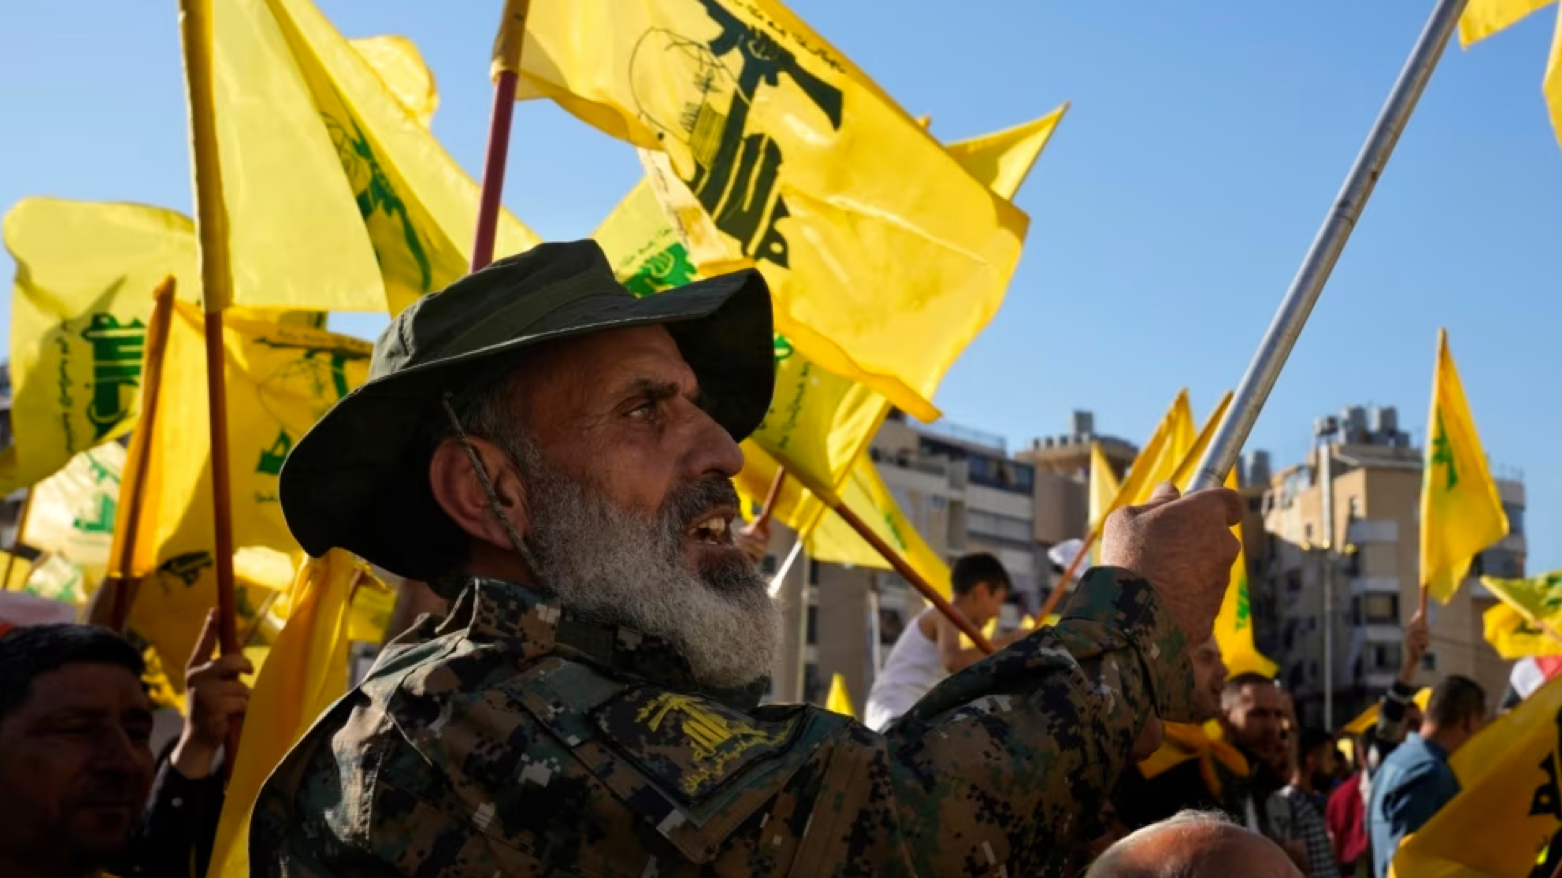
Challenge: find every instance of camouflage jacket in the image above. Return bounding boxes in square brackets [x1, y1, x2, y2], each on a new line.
[250, 566, 1194, 877]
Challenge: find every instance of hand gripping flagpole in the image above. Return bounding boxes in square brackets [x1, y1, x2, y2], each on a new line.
[1186, 0, 1468, 493]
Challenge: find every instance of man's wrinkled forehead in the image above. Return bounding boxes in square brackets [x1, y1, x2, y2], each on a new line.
[511, 325, 699, 421]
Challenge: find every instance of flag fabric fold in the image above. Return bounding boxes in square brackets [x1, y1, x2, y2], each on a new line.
[1481, 571, 1562, 658]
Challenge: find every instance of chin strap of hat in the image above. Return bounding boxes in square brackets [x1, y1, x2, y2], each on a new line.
[440, 392, 544, 576]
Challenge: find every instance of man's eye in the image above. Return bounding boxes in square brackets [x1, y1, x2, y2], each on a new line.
[628, 401, 658, 420]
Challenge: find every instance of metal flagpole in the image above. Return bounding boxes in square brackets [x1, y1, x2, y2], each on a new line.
[1186, 0, 1470, 493]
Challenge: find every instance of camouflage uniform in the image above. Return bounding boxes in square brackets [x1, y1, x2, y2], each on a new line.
[251, 566, 1195, 876]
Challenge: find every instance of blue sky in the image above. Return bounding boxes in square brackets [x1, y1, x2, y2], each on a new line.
[1, 2, 1557, 571]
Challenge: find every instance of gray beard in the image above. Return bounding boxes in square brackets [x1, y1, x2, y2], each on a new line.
[505, 438, 779, 690]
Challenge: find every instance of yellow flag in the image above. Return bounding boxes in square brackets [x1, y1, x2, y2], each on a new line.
[206, 549, 361, 878]
[805, 456, 952, 598]
[1, 198, 327, 495]
[1421, 329, 1508, 603]
[1216, 467, 1278, 679]
[825, 672, 856, 718]
[1093, 389, 1195, 542]
[1460, 0, 1554, 46]
[509, 0, 1028, 421]
[1393, 673, 1562, 877]
[1088, 442, 1122, 532]
[1485, 601, 1562, 659]
[1481, 570, 1562, 657]
[204, 0, 539, 312]
[0, 553, 33, 591]
[21, 443, 124, 578]
[120, 303, 370, 686]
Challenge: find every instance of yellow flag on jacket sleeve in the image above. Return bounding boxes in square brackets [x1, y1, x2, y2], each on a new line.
[1421, 329, 1507, 603]
[825, 673, 856, 718]
[202, 0, 538, 312]
[118, 303, 370, 685]
[205, 549, 362, 878]
[1393, 674, 1562, 877]
[805, 455, 952, 599]
[1482, 570, 1562, 657]
[509, 0, 1027, 421]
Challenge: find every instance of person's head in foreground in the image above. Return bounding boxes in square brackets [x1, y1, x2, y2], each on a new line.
[1084, 810, 1303, 878]
[950, 552, 1011, 627]
[1420, 674, 1488, 754]
[0, 624, 154, 878]
[282, 240, 780, 689]
[1221, 671, 1287, 775]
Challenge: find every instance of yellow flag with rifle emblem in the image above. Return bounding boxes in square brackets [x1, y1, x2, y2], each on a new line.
[595, 108, 1065, 530]
[202, 0, 539, 313]
[1482, 570, 1562, 658]
[1393, 672, 1562, 877]
[1421, 329, 1508, 604]
[118, 303, 371, 688]
[0, 199, 319, 495]
[506, 0, 1033, 422]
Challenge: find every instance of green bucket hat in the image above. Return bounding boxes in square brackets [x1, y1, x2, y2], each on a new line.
[279, 239, 773, 582]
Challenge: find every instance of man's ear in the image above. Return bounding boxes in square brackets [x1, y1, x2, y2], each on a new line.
[429, 436, 531, 550]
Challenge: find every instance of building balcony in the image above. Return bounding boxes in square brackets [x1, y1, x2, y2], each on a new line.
[1362, 624, 1402, 644]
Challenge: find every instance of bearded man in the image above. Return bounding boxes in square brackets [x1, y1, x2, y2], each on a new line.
[252, 241, 1244, 877]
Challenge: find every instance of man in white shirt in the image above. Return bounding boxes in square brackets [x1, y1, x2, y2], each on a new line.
[865, 553, 1027, 731]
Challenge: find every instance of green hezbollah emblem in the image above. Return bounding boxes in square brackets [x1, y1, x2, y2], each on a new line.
[1234, 576, 1252, 633]
[255, 347, 367, 478]
[1429, 413, 1458, 492]
[624, 242, 697, 297]
[773, 334, 795, 364]
[79, 313, 147, 443]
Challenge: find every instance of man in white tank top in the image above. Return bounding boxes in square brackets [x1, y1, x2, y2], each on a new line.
[865, 553, 1028, 731]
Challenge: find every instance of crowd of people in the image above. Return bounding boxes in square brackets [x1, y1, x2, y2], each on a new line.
[0, 242, 1544, 877]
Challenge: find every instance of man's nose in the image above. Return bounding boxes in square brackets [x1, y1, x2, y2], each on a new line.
[683, 406, 745, 480]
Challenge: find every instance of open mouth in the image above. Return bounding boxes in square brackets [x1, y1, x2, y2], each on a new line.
[685, 507, 736, 546]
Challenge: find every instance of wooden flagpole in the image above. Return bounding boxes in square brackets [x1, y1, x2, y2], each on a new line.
[473, 0, 531, 271]
[3, 490, 34, 589]
[831, 500, 994, 655]
[180, 0, 243, 775]
[106, 277, 178, 631]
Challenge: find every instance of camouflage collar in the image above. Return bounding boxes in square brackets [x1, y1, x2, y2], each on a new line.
[447, 576, 770, 712]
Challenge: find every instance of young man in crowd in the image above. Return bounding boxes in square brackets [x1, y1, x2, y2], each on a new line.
[864, 552, 1028, 731]
[1219, 672, 1291, 839]
[1276, 728, 1341, 878]
[1368, 675, 1488, 878]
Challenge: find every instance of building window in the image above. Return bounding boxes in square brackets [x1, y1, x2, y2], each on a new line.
[1309, 660, 1320, 680]
[1348, 496, 1363, 518]
[1286, 571, 1303, 595]
[760, 554, 778, 575]
[1363, 593, 1399, 624]
[1372, 643, 1402, 672]
[1304, 523, 1314, 543]
[809, 559, 821, 585]
[806, 606, 818, 644]
[1422, 652, 1437, 672]
[1505, 504, 1525, 536]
